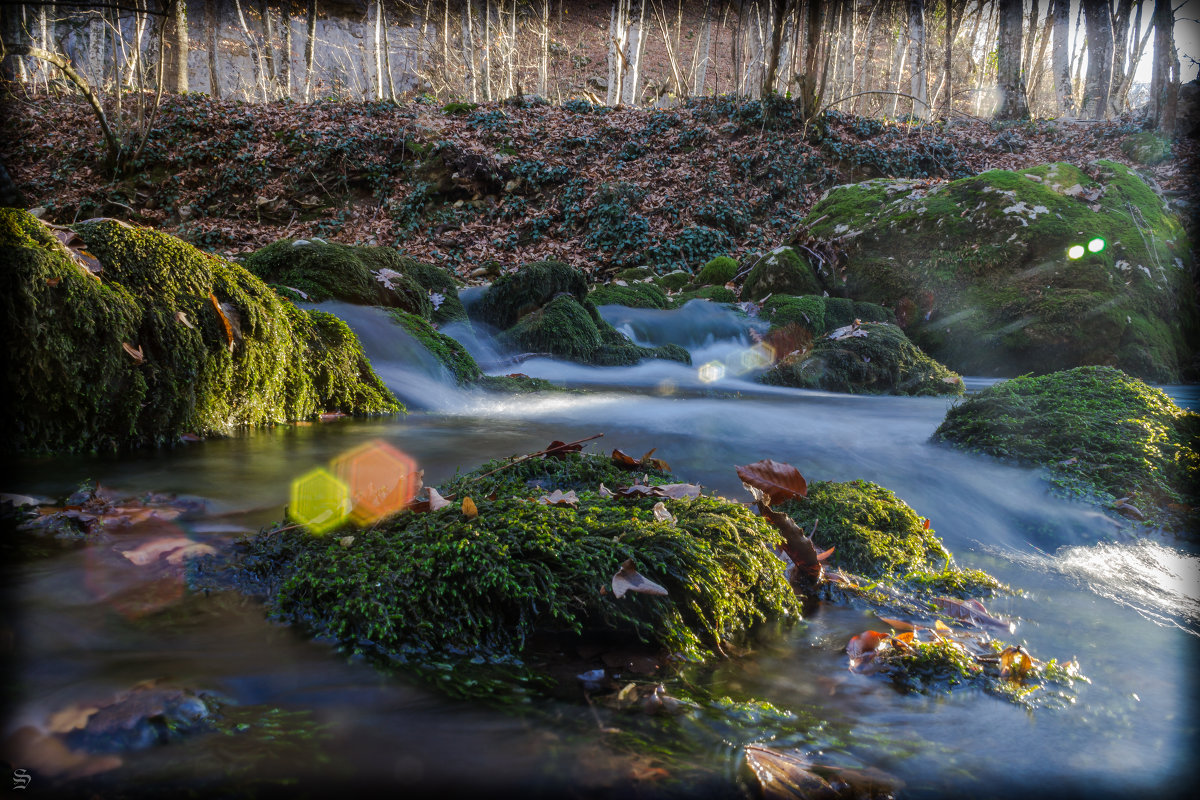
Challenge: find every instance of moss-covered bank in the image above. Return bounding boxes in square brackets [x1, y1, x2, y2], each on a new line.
[760, 322, 964, 396]
[0, 209, 398, 454]
[804, 161, 1197, 381]
[934, 366, 1198, 534]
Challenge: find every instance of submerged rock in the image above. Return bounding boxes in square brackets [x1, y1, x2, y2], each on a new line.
[760, 322, 964, 396]
[805, 161, 1197, 381]
[0, 210, 398, 454]
[935, 366, 1199, 534]
[242, 239, 467, 324]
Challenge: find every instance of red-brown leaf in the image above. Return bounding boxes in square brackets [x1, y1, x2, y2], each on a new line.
[736, 459, 807, 505]
[544, 440, 582, 460]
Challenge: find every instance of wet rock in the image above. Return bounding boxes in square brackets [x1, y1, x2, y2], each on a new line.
[740, 246, 822, 301]
[804, 161, 1197, 381]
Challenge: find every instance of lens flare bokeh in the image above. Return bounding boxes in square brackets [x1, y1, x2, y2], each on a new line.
[332, 440, 418, 525]
[698, 361, 726, 383]
[289, 467, 352, 533]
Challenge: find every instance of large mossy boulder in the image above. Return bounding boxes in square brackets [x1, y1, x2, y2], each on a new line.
[241, 239, 468, 324]
[383, 309, 481, 384]
[741, 246, 822, 301]
[760, 322, 964, 396]
[202, 453, 800, 689]
[934, 366, 1199, 534]
[804, 161, 1197, 381]
[475, 262, 691, 367]
[588, 280, 669, 309]
[0, 210, 398, 453]
[759, 294, 895, 337]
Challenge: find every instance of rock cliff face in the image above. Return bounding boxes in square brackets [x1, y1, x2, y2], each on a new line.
[803, 161, 1197, 382]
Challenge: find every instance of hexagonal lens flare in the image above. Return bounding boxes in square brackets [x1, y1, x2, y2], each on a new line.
[332, 440, 419, 525]
[698, 361, 726, 383]
[290, 468, 352, 533]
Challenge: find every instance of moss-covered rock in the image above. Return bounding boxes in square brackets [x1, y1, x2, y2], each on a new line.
[470, 260, 588, 330]
[695, 256, 738, 286]
[804, 162, 1197, 381]
[474, 374, 562, 393]
[498, 294, 603, 361]
[655, 269, 693, 291]
[204, 453, 800, 687]
[934, 366, 1199, 533]
[0, 210, 398, 453]
[741, 246, 822, 301]
[588, 281, 669, 309]
[761, 295, 826, 335]
[760, 322, 964, 396]
[777, 479, 1000, 595]
[1119, 132, 1172, 165]
[383, 309, 481, 384]
[240, 239, 437, 318]
[668, 285, 738, 307]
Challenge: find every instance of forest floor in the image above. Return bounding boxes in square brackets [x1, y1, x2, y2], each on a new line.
[2, 92, 1195, 279]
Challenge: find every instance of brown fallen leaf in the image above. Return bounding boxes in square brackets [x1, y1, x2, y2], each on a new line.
[461, 496, 478, 518]
[876, 615, 915, 632]
[46, 276, 62, 287]
[120, 537, 215, 566]
[122, 342, 145, 364]
[426, 487, 451, 512]
[612, 448, 640, 469]
[209, 292, 235, 351]
[736, 459, 808, 505]
[651, 501, 673, 523]
[1112, 496, 1145, 520]
[174, 310, 195, 329]
[640, 448, 670, 471]
[999, 645, 1034, 679]
[934, 597, 1015, 633]
[598, 483, 615, 497]
[756, 504, 823, 585]
[743, 744, 836, 799]
[611, 559, 669, 599]
[543, 439, 583, 459]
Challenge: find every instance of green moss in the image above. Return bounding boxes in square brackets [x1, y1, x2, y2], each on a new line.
[589, 281, 669, 309]
[218, 453, 799, 682]
[616, 266, 656, 282]
[471, 260, 589, 330]
[394, 255, 468, 324]
[822, 297, 856, 330]
[761, 294, 825, 335]
[0, 211, 398, 454]
[1119, 132, 1171, 165]
[383, 309, 481, 384]
[474, 374, 563, 393]
[669, 285, 738, 307]
[241, 239, 433, 318]
[934, 366, 1199, 532]
[778, 480, 953, 580]
[695, 256, 738, 286]
[498, 295, 602, 361]
[803, 163, 1196, 381]
[741, 247, 822, 302]
[760, 323, 964, 396]
[655, 270, 693, 291]
[853, 301, 896, 325]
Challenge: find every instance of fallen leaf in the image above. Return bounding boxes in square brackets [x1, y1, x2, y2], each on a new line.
[339, 536, 355, 547]
[46, 276, 62, 287]
[934, 597, 1015, 632]
[612, 448, 640, 469]
[122, 342, 144, 363]
[999, 645, 1034, 679]
[179, 433, 202, 443]
[876, 615, 915, 632]
[736, 460, 808, 505]
[120, 537, 215, 566]
[209, 292, 235, 351]
[426, 487, 450, 512]
[598, 483, 615, 497]
[922, 517, 931, 530]
[846, 630, 891, 662]
[640, 448, 670, 471]
[756, 504, 823, 584]
[538, 489, 579, 507]
[611, 559, 669, 599]
[743, 744, 836, 799]
[651, 501, 673, 522]
[544, 439, 583, 459]
[1112, 496, 1145, 520]
[461, 496, 478, 518]
[174, 310, 195, 329]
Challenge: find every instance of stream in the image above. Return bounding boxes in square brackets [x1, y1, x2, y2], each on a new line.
[5, 300, 1198, 798]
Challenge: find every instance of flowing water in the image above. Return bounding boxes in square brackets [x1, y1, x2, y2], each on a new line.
[5, 300, 1198, 798]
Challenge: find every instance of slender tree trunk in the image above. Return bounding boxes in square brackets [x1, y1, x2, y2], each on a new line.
[373, 0, 383, 100]
[539, 0, 549, 96]
[1150, 0, 1178, 134]
[1081, 0, 1113, 119]
[1108, 0, 1132, 113]
[974, 0, 998, 114]
[1021, 0, 1038, 83]
[383, 1, 396, 101]
[621, 0, 645, 105]
[304, 0, 317, 101]
[207, 0, 221, 98]
[907, 0, 928, 118]
[235, 0, 269, 101]
[889, 6, 909, 117]
[1112, 4, 1152, 113]
[463, 0, 478, 101]
[693, 0, 713, 95]
[1026, 3, 1054, 112]
[164, 0, 188, 92]
[282, 4, 292, 98]
[762, 0, 788, 96]
[260, 0, 276, 94]
[996, 0, 1028, 118]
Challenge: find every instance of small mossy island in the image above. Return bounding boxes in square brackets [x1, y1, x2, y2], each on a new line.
[804, 161, 1197, 382]
[472, 261, 691, 366]
[935, 366, 1199, 534]
[0, 209, 398, 453]
[761, 322, 964, 396]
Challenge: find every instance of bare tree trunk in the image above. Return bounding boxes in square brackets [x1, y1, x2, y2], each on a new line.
[996, 0, 1028, 117]
[539, 0, 549, 96]
[207, 0, 221, 98]
[1108, 0, 1132, 114]
[888, 6, 909, 117]
[463, 0, 478, 101]
[1050, 0, 1073, 115]
[282, 3, 292, 99]
[1021, 0, 1038, 84]
[304, 0, 317, 101]
[261, 0, 277, 95]
[621, 0, 646, 104]
[164, 0, 188, 92]
[693, 0, 713, 95]
[373, 0, 383, 100]
[1026, 2, 1054, 113]
[506, 0, 516, 96]
[974, 0, 998, 114]
[1081, 0, 1113, 119]
[1111, 3, 1152, 113]
[383, 1, 396, 101]
[1150, 0, 1178, 134]
[607, 0, 628, 105]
